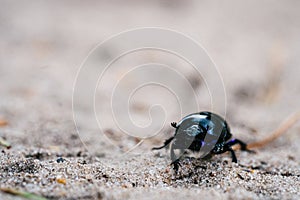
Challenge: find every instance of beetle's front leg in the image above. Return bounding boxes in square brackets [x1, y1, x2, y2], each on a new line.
[152, 136, 174, 150]
[170, 144, 181, 173]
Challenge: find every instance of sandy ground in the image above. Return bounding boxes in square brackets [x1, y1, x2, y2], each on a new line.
[1, 1, 300, 199]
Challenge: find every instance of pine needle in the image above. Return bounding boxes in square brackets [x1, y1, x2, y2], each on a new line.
[0, 188, 47, 200]
[0, 137, 11, 149]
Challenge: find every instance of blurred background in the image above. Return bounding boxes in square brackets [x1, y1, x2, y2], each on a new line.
[1, 0, 300, 149]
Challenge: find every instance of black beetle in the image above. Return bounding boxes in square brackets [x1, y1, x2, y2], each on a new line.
[152, 111, 253, 172]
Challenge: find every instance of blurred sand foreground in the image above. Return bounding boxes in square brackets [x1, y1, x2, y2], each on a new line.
[0, 1, 300, 199]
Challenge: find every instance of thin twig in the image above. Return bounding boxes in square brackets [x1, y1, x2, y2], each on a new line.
[0, 119, 8, 127]
[247, 112, 300, 149]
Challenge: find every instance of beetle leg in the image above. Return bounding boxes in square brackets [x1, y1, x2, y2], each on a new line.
[222, 139, 255, 162]
[152, 136, 174, 150]
[213, 143, 238, 162]
[228, 148, 237, 163]
[171, 122, 177, 128]
[171, 160, 181, 173]
[170, 144, 181, 173]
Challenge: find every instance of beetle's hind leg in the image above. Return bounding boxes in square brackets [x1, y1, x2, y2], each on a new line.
[152, 136, 174, 150]
[228, 147, 237, 163]
[214, 144, 238, 163]
[223, 138, 255, 163]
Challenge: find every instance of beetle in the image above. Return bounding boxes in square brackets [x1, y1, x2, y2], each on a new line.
[152, 111, 253, 172]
